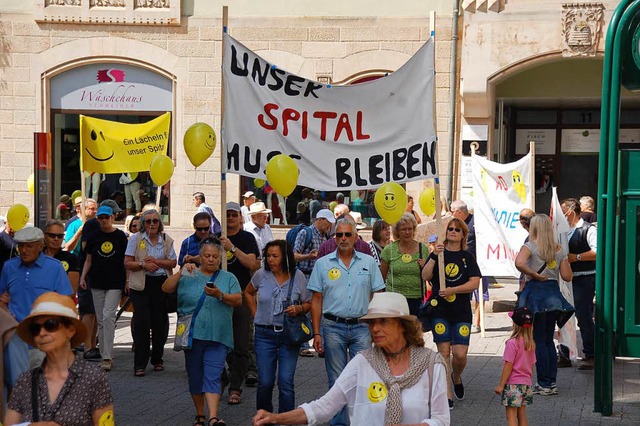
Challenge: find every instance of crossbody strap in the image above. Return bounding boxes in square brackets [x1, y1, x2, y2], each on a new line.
[285, 271, 297, 303]
[31, 368, 40, 422]
[187, 270, 220, 347]
[419, 243, 424, 300]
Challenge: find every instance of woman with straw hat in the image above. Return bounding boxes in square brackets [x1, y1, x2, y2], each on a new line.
[4, 292, 114, 426]
[253, 292, 450, 426]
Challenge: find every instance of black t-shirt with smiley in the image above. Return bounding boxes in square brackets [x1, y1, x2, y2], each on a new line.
[227, 230, 260, 291]
[427, 248, 481, 324]
[52, 250, 80, 275]
[86, 229, 128, 290]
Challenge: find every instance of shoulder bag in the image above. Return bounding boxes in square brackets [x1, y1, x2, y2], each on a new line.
[282, 272, 313, 346]
[174, 270, 220, 352]
[128, 234, 146, 291]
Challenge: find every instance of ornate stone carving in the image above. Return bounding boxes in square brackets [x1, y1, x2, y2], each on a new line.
[134, 0, 170, 8]
[562, 3, 605, 57]
[90, 0, 124, 7]
[37, 0, 180, 25]
[45, 0, 81, 5]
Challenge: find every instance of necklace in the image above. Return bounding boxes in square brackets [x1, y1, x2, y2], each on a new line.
[382, 343, 409, 359]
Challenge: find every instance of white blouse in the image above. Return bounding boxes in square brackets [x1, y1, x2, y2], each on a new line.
[300, 353, 450, 426]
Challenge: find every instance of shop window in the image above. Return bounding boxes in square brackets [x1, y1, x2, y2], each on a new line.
[515, 110, 557, 125]
[53, 113, 170, 223]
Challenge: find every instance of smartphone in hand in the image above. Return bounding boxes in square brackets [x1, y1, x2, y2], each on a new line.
[206, 282, 215, 289]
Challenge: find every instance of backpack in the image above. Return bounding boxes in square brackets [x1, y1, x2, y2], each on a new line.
[286, 224, 313, 254]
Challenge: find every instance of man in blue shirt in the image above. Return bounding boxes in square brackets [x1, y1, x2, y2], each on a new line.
[178, 212, 212, 267]
[308, 216, 385, 426]
[0, 227, 74, 386]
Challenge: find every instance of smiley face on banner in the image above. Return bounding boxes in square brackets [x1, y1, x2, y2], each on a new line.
[373, 182, 406, 224]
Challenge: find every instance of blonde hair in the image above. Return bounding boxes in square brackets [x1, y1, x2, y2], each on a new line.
[391, 212, 418, 240]
[529, 214, 556, 263]
[443, 218, 468, 251]
[511, 323, 535, 352]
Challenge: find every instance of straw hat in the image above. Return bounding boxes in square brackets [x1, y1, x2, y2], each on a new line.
[360, 292, 416, 321]
[248, 202, 272, 215]
[350, 212, 367, 230]
[17, 292, 87, 348]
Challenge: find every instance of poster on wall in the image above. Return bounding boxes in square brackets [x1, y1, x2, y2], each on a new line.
[561, 129, 600, 153]
[515, 129, 556, 155]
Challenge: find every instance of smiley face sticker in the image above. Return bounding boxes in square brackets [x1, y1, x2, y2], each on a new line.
[459, 324, 470, 337]
[445, 263, 460, 278]
[61, 261, 69, 272]
[101, 241, 114, 254]
[138, 240, 146, 250]
[401, 254, 413, 263]
[367, 382, 388, 403]
[176, 323, 186, 336]
[227, 250, 234, 261]
[445, 294, 457, 303]
[434, 323, 446, 335]
[99, 410, 115, 426]
[328, 268, 341, 281]
[547, 260, 557, 269]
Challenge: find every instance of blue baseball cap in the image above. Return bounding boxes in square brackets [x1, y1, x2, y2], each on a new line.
[97, 206, 113, 217]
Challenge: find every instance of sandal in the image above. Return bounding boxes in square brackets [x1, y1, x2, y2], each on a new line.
[134, 369, 145, 377]
[208, 417, 226, 425]
[227, 391, 241, 405]
[194, 415, 206, 426]
[153, 363, 164, 372]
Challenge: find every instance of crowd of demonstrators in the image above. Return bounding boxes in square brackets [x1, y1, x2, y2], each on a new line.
[253, 292, 450, 426]
[245, 240, 310, 414]
[515, 214, 574, 396]
[308, 216, 386, 426]
[43, 219, 80, 294]
[179, 212, 214, 267]
[163, 237, 242, 426]
[293, 209, 334, 278]
[244, 202, 274, 253]
[380, 213, 429, 322]
[124, 208, 177, 376]
[193, 192, 223, 237]
[316, 209, 373, 259]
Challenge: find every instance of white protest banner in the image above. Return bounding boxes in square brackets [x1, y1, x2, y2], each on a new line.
[471, 153, 532, 277]
[222, 34, 436, 190]
[551, 186, 578, 361]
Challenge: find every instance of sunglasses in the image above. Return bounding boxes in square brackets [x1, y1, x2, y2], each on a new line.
[45, 233, 65, 239]
[195, 226, 210, 232]
[335, 232, 354, 238]
[28, 318, 68, 337]
[447, 227, 462, 233]
[97, 215, 111, 220]
[145, 218, 160, 225]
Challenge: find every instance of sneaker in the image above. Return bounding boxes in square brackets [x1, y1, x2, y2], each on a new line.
[244, 372, 258, 387]
[550, 383, 557, 394]
[100, 359, 113, 372]
[471, 325, 480, 334]
[452, 373, 465, 400]
[532, 383, 557, 396]
[448, 399, 454, 410]
[83, 348, 102, 362]
[578, 357, 594, 370]
[557, 356, 572, 368]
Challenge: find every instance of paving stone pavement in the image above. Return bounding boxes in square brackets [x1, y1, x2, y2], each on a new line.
[108, 282, 640, 425]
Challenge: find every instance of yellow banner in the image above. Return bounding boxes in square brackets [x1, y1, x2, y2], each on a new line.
[80, 112, 171, 174]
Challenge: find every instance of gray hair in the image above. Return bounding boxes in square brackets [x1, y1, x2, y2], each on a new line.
[84, 198, 97, 207]
[392, 213, 418, 240]
[580, 196, 594, 210]
[140, 209, 164, 233]
[44, 219, 65, 232]
[450, 200, 468, 214]
[199, 237, 223, 256]
[335, 216, 357, 234]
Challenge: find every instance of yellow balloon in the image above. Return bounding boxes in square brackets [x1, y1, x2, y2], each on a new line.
[254, 178, 266, 188]
[27, 174, 34, 195]
[329, 201, 337, 212]
[149, 155, 174, 187]
[419, 187, 436, 216]
[71, 190, 82, 202]
[7, 204, 30, 232]
[184, 123, 216, 168]
[374, 183, 407, 224]
[129, 172, 138, 181]
[265, 155, 298, 197]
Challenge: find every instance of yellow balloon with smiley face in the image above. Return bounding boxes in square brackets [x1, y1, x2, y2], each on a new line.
[374, 182, 407, 224]
[7, 204, 30, 232]
[418, 187, 436, 216]
[184, 122, 216, 168]
[367, 382, 388, 403]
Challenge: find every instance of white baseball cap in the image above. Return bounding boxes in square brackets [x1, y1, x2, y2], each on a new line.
[315, 209, 336, 224]
[243, 191, 255, 198]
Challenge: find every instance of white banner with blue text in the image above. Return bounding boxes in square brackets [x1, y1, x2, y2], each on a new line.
[222, 34, 436, 191]
[472, 153, 532, 277]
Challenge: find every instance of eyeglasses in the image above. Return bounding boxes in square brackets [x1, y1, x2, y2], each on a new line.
[335, 232, 353, 238]
[447, 227, 462, 233]
[28, 318, 68, 337]
[97, 215, 111, 220]
[195, 226, 210, 232]
[45, 233, 65, 239]
[145, 218, 160, 225]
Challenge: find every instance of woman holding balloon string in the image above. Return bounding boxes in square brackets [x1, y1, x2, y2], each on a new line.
[421, 217, 481, 409]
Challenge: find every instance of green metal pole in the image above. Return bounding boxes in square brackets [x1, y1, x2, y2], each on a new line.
[596, 0, 635, 415]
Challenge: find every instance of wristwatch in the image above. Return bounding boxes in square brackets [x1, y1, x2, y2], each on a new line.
[218, 293, 224, 301]
[231, 246, 237, 253]
[576, 254, 582, 261]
